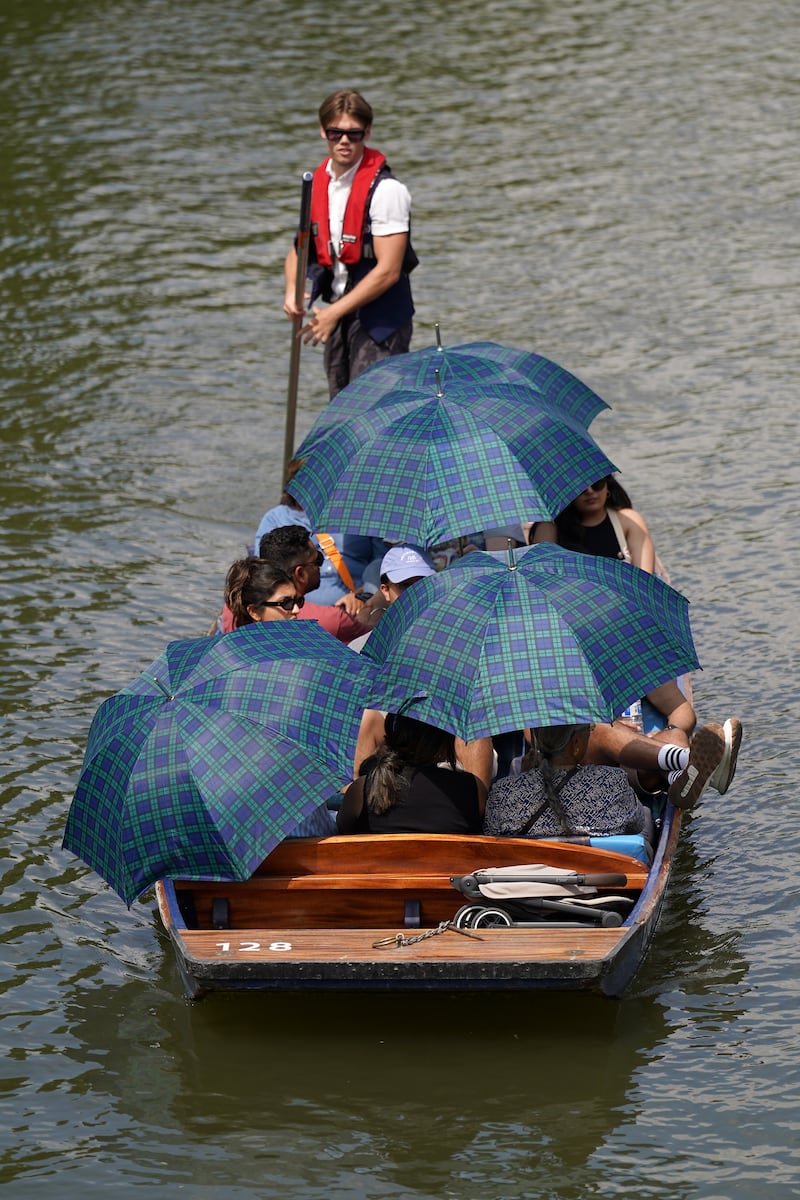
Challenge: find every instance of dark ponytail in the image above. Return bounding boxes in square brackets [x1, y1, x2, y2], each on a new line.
[367, 714, 456, 815]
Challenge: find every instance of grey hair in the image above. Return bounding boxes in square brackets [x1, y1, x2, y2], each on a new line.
[533, 724, 591, 759]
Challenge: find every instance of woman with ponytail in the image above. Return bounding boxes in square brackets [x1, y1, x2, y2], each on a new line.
[336, 713, 486, 834]
[223, 557, 303, 629]
[483, 724, 654, 842]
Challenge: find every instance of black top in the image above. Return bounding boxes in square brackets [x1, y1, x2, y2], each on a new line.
[355, 761, 483, 834]
[561, 514, 623, 560]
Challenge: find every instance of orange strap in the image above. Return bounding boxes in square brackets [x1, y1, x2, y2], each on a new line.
[316, 532, 356, 593]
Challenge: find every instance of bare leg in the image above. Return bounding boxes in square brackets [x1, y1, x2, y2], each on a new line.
[645, 679, 696, 736]
[586, 721, 689, 792]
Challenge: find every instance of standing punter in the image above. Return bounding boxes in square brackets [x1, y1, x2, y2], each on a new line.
[283, 89, 417, 397]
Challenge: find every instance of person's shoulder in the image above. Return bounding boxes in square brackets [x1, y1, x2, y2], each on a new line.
[579, 763, 636, 794]
[370, 173, 411, 212]
[616, 506, 650, 533]
[578, 762, 627, 780]
[488, 772, 528, 800]
[256, 504, 311, 536]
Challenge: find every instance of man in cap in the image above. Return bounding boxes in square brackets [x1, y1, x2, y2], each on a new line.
[347, 544, 436, 653]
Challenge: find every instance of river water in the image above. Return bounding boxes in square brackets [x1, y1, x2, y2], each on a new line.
[1, 0, 798, 1195]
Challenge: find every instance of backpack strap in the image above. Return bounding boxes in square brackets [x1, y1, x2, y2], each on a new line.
[511, 767, 578, 837]
[316, 532, 356, 593]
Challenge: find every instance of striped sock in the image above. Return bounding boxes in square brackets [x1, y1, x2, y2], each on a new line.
[658, 744, 689, 773]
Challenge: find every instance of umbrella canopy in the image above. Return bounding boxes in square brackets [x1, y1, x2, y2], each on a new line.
[361, 544, 700, 741]
[326, 340, 609, 429]
[290, 378, 617, 547]
[63, 622, 375, 905]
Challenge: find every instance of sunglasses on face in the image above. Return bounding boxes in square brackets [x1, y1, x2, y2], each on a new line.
[260, 595, 305, 612]
[324, 127, 367, 143]
[585, 479, 609, 492]
[303, 549, 325, 568]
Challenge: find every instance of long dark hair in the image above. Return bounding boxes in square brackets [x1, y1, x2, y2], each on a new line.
[367, 714, 457, 816]
[552, 474, 633, 551]
[224, 557, 294, 628]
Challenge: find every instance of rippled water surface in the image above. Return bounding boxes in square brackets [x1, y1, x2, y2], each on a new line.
[1, 1, 798, 1196]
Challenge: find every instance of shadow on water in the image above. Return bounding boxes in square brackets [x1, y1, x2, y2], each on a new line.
[35, 867, 750, 1197]
[54, 967, 670, 1194]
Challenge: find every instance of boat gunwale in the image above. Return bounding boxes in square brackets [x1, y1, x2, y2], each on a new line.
[155, 806, 681, 997]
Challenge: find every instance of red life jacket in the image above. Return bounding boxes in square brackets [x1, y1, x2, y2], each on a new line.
[310, 147, 387, 267]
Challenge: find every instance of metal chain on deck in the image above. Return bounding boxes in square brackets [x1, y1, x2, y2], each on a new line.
[372, 920, 483, 949]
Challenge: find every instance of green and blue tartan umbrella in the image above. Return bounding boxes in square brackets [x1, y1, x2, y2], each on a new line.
[361, 544, 700, 741]
[63, 622, 376, 906]
[290, 378, 617, 547]
[326, 340, 610, 429]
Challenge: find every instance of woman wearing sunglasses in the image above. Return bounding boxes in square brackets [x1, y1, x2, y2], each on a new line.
[530, 474, 657, 573]
[224, 557, 305, 629]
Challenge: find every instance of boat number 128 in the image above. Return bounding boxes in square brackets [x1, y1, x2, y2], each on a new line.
[215, 941, 292, 953]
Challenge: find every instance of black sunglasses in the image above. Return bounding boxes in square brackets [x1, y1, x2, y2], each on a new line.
[260, 595, 305, 612]
[302, 549, 325, 568]
[324, 127, 367, 143]
[586, 478, 609, 492]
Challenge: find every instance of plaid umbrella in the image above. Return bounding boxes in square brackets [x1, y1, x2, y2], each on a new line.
[63, 622, 375, 906]
[328, 340, 609, 429]
[361, 544, 700, 741]
[290, 378, 617, 547]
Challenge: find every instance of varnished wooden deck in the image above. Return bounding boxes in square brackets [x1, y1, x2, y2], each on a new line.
[156, 827, 678, 995]
[177, 925, 626, 965]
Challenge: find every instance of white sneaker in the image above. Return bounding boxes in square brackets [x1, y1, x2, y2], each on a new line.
[708, 718, 742, 795]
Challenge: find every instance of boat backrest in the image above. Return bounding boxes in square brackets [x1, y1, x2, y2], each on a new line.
[254, 833, 648, 884]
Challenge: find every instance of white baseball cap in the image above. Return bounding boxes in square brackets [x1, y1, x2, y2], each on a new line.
[380, 545, 436, 583]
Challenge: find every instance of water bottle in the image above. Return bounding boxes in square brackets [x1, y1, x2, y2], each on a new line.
[621, 698, 644, 733]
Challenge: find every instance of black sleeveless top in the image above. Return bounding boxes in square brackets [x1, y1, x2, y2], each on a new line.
[561, 514, 623, 560]
[357, 761, 482, 834]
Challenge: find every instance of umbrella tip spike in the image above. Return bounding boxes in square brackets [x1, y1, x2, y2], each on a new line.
[434, 322, 443, 350]
[434, 366, 444, 397]
[149, 674, 175, 701]
[507, 539, 518, 570]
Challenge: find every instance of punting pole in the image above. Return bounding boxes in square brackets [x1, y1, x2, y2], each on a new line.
[283, 171, 314, 484]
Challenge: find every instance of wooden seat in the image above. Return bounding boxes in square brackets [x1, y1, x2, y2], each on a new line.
[171, 834, 647, 932]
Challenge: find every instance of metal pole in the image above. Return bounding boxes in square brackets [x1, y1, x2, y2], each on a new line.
[283, 171, 313, 483]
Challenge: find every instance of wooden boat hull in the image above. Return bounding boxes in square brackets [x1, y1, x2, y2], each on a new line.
[156, 806, 680, 1000]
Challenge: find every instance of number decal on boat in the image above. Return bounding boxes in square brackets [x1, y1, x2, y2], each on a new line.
[214, 940, 293, 953]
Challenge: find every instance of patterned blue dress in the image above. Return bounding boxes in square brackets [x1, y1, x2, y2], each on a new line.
[484, 764, 649, 838]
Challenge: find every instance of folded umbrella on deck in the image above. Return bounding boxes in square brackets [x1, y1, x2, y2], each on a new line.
[63, 622, 376, 906]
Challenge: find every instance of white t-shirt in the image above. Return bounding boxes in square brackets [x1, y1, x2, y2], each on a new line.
[327, 158, 411, 299]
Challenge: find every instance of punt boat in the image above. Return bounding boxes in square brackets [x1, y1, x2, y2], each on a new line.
[155, 796, 678, 1000]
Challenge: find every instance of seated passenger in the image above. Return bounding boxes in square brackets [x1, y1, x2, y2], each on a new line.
[530, 474, 658, 574]
[337, 714, 487, 834]
[516, 715, 739, 811]
[224, 558, 303, 627]
[484, 723, 656, 841]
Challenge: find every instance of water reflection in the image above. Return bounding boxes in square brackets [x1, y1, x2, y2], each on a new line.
[633, 822, 751, 1004]
[47, 960, 675, 1194]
